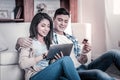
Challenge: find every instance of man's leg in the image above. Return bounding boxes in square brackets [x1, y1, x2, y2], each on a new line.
[78, 69, 115, 80]
[88, 49, 120, 71]
[77, 49, 120, 80]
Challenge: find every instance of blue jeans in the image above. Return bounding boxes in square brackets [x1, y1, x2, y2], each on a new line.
[77, 49, 120, 80]
[30, 56, 80, 80]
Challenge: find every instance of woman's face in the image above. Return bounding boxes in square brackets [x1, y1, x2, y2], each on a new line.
[37, 19, 50, 37]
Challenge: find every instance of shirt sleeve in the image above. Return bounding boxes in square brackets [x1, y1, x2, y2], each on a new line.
[65, 33, 82, 57]
[19, 47, 36, 69]
[73, 38, 82, 57]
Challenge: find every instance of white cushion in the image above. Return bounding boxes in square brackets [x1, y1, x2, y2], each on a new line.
[0, 51, 18, 65]
[0, 65, 24, 80]
[0, 33, 8, 52]
[0, 23, 30, 52]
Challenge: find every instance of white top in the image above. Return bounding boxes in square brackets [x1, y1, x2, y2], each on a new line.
[32, 39, 49, 69]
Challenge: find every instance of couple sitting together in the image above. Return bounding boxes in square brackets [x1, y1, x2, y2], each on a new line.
[16, 8, 120, 80]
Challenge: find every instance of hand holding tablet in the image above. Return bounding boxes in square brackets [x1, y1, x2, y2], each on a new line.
[46, 43, 73, 60]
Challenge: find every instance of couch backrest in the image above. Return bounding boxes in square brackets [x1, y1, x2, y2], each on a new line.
[71, 23, 90, 44]
[0, 23, 88, 52]
[0, 23, 30, 51]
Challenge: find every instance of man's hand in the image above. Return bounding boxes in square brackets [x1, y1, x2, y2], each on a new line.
[82, 39, 91, 54]
[17, 37, 32, 48]
[77, 54, 88, 64]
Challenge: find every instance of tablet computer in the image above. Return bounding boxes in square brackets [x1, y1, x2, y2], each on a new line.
[46, 43, 73, 60]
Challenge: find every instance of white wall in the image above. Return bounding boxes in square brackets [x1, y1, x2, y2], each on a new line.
[105, 0, 120, 50]
[77, 0, 120, 59]
[78, 0, 106, 59]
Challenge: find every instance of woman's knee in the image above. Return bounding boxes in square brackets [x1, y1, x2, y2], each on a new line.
[61, 56, 71, 61]
[61, 56, 73, 64]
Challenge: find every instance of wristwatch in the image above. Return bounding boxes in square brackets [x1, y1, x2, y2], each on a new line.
[42, 53, 47, 59]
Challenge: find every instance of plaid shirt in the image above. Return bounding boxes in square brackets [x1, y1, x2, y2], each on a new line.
[53, 32, 81, 58]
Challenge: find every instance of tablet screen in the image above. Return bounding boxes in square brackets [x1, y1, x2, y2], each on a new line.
[46, 43, 73, 60]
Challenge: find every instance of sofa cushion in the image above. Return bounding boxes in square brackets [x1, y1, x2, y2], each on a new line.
[0, 33, 8, 52]
[0, 51, 18, 65]
[0, 65, 24, 80]
[0, 23, 30, 52]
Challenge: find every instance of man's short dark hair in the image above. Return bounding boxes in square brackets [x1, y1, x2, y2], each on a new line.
[53, 8, 70, 19]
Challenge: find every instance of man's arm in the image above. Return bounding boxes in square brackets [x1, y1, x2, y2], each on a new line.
[15, 37, 32, 51]
[77, 39, 91, 64]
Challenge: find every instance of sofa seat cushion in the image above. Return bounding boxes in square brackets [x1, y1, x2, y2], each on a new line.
[0, 51, 18, 65]
[0, 65, 24, 80]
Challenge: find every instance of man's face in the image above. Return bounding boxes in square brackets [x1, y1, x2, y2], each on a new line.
[53, 14, 69, 34]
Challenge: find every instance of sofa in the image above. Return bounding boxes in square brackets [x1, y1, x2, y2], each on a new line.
[0, 23, 91, 80]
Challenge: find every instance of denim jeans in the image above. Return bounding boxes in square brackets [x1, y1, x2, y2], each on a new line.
[77, 49, 120, 80]
[30, 56, 80, 80]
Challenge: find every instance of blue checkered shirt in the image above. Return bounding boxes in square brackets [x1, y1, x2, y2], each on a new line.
[53, 32, 81, 58]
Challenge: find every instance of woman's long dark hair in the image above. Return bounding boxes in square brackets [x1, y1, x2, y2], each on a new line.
[29, 12, 53, 50]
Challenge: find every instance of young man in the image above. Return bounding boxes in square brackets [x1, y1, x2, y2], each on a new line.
[16, 8, 120, 80]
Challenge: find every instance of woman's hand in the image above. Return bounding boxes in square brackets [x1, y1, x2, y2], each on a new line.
[35, 52, 48, 63]
[48, 51, 64, 64]
[54, 51, 64, 60]
[42, 52, 48, 59]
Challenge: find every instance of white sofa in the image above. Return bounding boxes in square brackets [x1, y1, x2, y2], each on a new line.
[0, 23, 30, 80]
[0, 23, 91, 80]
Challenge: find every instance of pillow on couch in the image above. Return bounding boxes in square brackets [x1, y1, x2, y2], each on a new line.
[0, 33, 8, 52]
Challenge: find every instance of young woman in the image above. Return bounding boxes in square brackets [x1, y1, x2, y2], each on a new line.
[18, 12, 80, 80]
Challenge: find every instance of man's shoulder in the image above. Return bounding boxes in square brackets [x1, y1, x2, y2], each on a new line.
[65, 33, 76, 39]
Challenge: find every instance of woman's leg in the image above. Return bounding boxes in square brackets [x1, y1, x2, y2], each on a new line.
[60, 56, 80, 80]
[59, 76, 68, 80]
[30, 56, 80, 80]
[88, 49, 120, 71]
